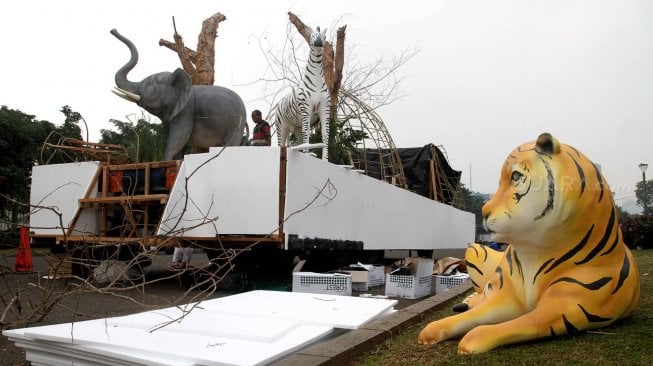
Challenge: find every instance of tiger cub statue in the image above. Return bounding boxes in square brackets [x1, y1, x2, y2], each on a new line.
[418, 132, 640, 353]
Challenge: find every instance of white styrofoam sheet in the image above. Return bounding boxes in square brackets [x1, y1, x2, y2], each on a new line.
[284, 149, 475, 250]
[29, 161, 99, 235]
[157, 147, 280, 237]
[195, 290, 396, 329]
[69, 177, 100, 237]
[4, 290, 397, 366]
[16, 322, 332, 366]
[9, 335, 186, 366]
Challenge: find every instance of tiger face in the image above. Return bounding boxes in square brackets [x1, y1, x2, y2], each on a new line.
[483, 133, 607, 249]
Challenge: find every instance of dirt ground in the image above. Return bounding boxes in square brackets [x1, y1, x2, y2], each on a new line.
[0, 251, 423, 366]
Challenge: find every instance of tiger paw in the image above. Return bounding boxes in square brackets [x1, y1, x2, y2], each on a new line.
[417, 323, 449, 345]
[457, 326, 495, 354]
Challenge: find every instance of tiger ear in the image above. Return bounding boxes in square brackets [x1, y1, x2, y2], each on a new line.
[535, 133, 561, 155]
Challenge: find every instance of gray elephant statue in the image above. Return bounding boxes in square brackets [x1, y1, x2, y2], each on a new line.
[110, 29, 248, 161]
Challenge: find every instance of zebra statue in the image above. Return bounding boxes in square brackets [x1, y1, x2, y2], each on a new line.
[274, 26, 330, 160]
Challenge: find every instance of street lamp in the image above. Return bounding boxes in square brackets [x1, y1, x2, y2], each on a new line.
[639, 163, 648, 213]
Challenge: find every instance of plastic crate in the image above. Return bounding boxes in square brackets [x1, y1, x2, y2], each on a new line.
[385, 274, 432, 299]
[292, 272, 352, 296]
[435, 273, 470, 293]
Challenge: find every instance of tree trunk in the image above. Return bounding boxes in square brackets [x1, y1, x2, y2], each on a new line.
[159, 13, 227, 86]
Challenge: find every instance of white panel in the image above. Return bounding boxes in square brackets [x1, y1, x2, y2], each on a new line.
[158, 147, 280, 236]
[195, 290, 397, 329]
[70, 180, 100, 236]
[70, 207, 99, 236]
[29, 162, 99, 236]
[17, 323, 332, 366]
[284, 150, 475, 250]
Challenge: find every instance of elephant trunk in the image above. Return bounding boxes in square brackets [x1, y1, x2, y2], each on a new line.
[110, 29, 140, 101]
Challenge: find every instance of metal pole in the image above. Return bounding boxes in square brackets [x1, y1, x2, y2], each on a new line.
[644, 171, 647, 214]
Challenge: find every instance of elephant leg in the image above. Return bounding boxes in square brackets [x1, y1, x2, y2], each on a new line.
[165, 113, 194, 161]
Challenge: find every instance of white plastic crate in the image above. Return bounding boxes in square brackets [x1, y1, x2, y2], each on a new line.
[384, 274, 432, 299]
[435, 273, 470, 293]
[384, 258, 434, 299]
[292, 272, 352, 296]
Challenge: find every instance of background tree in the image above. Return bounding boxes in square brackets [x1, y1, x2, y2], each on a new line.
[60, 105, 88, 142]
[0, 105, 84, 237]
[100, 114, 168, 163]
[616, 204, 631, 225]
[0, 107, 50, 227]
[621, 215, 653, 249]
[635, 179, 653, 215]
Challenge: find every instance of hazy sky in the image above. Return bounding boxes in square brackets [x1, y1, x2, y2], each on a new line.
[1, 0, 652, 212]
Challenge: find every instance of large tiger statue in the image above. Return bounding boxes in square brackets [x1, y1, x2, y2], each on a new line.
[418, 132, 640, 353]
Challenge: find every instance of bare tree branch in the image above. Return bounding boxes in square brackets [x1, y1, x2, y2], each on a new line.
[158, 13, 227, 85]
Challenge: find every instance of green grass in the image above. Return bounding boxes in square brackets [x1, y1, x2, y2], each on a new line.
[355, 249, 653, 366]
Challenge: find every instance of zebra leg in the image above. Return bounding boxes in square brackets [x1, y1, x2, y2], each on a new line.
[274, 119, 283, 146]
[300, 107, 311, 153]
[319, 103, 329, 160]
[278, 121, 289, 147]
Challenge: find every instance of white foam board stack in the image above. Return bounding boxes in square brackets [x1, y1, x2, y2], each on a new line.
[3, 290, 397, 366]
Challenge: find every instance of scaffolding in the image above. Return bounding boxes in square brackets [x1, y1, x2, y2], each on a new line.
[337, 89, 407, 188]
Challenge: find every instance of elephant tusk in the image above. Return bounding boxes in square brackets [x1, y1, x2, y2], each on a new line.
[111, 89, 136, 103]
[112, 87, 141, 103]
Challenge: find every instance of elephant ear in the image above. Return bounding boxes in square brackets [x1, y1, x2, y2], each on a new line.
[164, 68, 194, 160]
[169, 68, 192, 122]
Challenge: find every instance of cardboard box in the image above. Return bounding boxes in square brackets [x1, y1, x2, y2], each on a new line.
[342, 264, 385, 292]
[292, 272, 352, 296]
[435, 273, 470, 293]
[384, 258, 434, 299]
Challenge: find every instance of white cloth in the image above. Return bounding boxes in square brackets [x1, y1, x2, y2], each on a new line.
[172, 247, 193, 263]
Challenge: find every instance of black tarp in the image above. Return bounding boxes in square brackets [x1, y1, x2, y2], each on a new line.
[353, 144, 461, 204]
